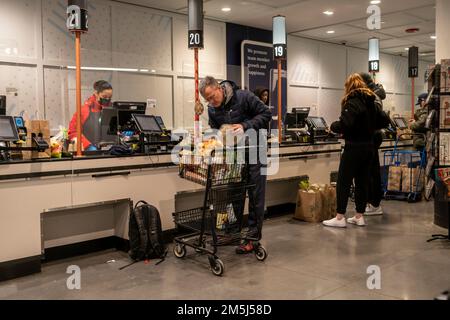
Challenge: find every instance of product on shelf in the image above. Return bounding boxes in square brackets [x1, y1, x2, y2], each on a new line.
[439, 132, 450, 166]
[440, 96, 450, 128]
[440, 59, 450, 93]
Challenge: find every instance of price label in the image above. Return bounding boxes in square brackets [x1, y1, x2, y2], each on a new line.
[188, 30, 203, 49]
[409, 66, 418, 78]
[274, 44, 287, 59]
[67, 5, 88, 32]
[369, 60, 379, 72]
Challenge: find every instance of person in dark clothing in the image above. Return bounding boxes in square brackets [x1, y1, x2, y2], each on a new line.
[68, 80, 113, 151]
[359, 73, 389, 216]
[200, 76, 272, 253]
[254, 87, 270, 106]
[409, 93, 429, 151]
[323, 73, 390, 228]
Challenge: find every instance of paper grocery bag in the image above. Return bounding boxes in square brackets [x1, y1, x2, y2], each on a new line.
[401, 167, 422, 193]
[321, 185, 337, 220]
[294, 190, 323, 223]
[387, 166, 402, 191]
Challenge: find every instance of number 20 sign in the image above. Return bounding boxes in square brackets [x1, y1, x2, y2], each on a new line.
[188, 30, 203, 49]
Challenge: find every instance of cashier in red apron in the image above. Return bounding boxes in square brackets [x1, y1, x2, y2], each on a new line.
[68, 80, 113, 151]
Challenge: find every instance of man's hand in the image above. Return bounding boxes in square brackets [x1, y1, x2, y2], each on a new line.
[194, 101, 204, 116]
[231, 124, 244, 134]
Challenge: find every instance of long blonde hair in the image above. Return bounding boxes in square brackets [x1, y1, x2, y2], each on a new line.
[341, 73, 375, 107]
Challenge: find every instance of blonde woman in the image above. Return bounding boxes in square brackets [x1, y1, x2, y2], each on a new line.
[323, 73, 389, 228]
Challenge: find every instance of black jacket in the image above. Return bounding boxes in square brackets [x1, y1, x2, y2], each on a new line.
[208, 81, 272, 131]
[331, 89, 390, 145]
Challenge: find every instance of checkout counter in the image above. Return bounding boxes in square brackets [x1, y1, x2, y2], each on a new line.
[0, 107, 412, 281]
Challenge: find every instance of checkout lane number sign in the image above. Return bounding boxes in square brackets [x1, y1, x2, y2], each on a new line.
[369, 60, 379, 73]
[188, 30, 203, 49]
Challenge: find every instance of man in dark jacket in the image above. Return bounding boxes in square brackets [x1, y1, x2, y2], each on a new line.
[359, 73, 389, 216]
[409, 93, 428, 150]
[200, 76, 272, 253]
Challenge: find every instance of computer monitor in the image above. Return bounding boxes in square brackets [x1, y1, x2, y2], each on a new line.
[292, 107, 310, 127]
[154, 116, 166, 131]
[393, 117, 408, 129]
[100, 107, 119, 145]
[0, 116, 19, 141]
[308, 116, 328, 130]
[113, 101, 147, 129]
[132, 114, 162, 134]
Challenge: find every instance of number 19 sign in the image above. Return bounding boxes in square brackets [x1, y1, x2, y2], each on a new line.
[274, 44, 287, 60]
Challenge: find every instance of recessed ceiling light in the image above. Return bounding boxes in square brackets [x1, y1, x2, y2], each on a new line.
[431, 35, 437, 39]
[405, 48, 409, 51]
[381, 21, 386, 24]
[151, 69, 156, 73]
[139, 69, 149, 72]
[221, 7, 231, 12]
[326, 30, 335, 34]
[371, 1, 381, 4]
[323, 11, 334, 15]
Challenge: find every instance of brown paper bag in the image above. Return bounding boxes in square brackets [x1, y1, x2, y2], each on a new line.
[321, 185, 337, 220]
[401, 167, 423, 193]
[294, 190, 323, 223]
[388, 166, 402, 191]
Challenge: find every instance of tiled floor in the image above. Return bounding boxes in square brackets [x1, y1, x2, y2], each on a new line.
[1, 200, 449, 300]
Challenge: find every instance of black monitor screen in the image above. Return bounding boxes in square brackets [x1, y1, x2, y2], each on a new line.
[155, 116, 166, 130]
[0, 116, 19, 141]
[394, 117, 407, 129]
[100, 108, 119, 144]
[133, 114, 162, 133]
[309, 117, 327, 130]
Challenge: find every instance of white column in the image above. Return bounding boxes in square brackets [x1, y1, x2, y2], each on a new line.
[436, 0, 450, 62]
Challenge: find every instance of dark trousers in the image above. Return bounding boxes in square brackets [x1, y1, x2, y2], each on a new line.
[368, 146, 382, 208]
[336, 145, 374, 214]
[247, 163, 266, 239]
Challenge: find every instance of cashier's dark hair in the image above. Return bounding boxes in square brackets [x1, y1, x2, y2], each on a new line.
[93, 80, 112, 93]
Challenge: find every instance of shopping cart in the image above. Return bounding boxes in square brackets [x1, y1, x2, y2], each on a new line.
[173, 147, 267, 276]
[382, 133, 426, 202]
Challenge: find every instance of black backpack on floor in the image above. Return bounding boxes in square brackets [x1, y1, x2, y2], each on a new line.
[126, 201, 167, 265]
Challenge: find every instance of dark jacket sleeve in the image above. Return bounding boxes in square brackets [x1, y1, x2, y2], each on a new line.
[330, 101, 359, 134]
[374, 97, 390, 129]
[240, 91, 272, 131]
[207, 107, 220, 129]
[410, 110, 428, 133]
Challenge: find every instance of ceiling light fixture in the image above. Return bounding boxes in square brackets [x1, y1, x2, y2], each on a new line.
[431, 35, 437, 39]
[323, 11, 334, 15]
[405, 48, 409, 51]
[370, 1, 381, 4]
[326, 30, 335, 34]
[221, 7, 231, 12]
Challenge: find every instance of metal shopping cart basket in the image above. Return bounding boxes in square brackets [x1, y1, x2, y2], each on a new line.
[173, 146, 267, 276]
[383, 133, 426, 202]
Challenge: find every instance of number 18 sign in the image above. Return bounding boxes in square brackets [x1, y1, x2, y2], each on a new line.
[369, 60, 379, 73]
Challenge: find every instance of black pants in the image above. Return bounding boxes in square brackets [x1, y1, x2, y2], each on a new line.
[336, 145, 374, 214]
[247, 163, 266, 239]
[367, 146, 382, 208]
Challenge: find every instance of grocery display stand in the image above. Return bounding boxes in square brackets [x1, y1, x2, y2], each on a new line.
[426, 63, 450, 242]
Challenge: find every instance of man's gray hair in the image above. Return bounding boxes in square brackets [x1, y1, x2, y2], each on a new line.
[199, 76, 220, 97]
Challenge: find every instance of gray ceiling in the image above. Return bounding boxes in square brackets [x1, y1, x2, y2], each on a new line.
[114, 0, 437, 61]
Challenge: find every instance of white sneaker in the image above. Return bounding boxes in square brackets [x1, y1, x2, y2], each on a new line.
[322, 217, 347, 228]
[347, 215, 366, 226]
[364, 204, 383, 216]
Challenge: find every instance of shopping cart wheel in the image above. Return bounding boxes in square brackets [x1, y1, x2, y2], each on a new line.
[173, 243, 186, 258]
[209, 257, 224, 276]
[254, 245, 267, 261]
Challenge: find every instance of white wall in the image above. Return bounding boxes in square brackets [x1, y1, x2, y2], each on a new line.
[0, 0, 227, 133]
[287, 35, 430, 125]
